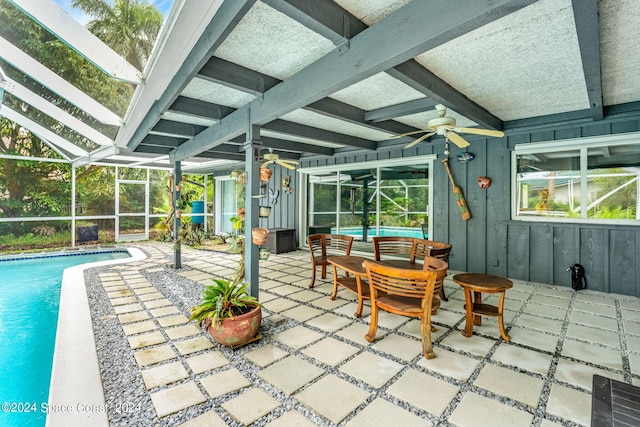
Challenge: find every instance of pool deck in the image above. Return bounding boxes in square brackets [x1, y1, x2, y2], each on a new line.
[49, 241, 640, 426]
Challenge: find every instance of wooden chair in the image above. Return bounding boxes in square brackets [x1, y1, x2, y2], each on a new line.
[422, 255, 449, 314]
[364, 260, 439, 359]
[413, 239, 452, 301]
[307, 234, 354, 288]
[372, 236, 415, 261]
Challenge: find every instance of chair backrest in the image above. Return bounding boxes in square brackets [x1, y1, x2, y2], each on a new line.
[365, 260, 437, 301]
[422, 255, 448, 294]
[413, 239, 452, 263]
[372, 236, 415, 261]
[307, 233, 353, 258]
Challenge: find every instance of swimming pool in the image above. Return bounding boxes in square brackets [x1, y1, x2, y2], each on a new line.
[335, 226, 425, 239]
[0, 250, 130, 427]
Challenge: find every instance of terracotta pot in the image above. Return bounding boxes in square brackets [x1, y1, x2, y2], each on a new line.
[259, 167, 273, 182]
[206, 306, 262, 347]
[237, 208, 246, 219]
[252, 227, 269, 245]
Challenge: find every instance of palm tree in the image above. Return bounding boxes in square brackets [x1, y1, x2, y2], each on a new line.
[72, 0, 163, 71]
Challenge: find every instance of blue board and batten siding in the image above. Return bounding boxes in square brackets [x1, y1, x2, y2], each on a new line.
[297, 116, 640, 297]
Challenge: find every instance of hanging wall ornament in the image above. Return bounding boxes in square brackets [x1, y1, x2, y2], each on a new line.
[457, 152, 475, 162]
[477, 176, 492, 189]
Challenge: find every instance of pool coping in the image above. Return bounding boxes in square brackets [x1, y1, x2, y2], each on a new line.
[46, 247, 146, 427]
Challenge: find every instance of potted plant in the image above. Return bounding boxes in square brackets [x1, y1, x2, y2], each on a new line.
[189, 275, 262, 347]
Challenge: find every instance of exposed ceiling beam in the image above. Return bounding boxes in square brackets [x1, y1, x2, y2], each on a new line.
[124, 0, 257, 151]
[263, 0, 503, 129]
[201, 58, 416, 136]
[228, 135, 336, 156]
[0, 37, 122, 126]
[386, 62, 503, 130]
[305, 97, 415, 135]
[571, 0, 603, 121]
[364, 98, 438, 122]
[262, 0, 366, 44]
[8, 0, 142, 84]
[197, 57, 280, 96]
[168, 96, 233, 120]
[151, 120, 206, 138]
[173, 0, 533, 161]
[263, 120, 376, 150]
[140, 134, 186, 148]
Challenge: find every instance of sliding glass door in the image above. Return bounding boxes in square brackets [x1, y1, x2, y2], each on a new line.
[301, 156, 435, 249]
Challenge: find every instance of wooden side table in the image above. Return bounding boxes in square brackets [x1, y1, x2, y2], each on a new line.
[452, 273, 513, 341]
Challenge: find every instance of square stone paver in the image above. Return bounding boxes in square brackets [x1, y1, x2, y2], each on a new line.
[138, 292, 165, 302]
[106, 289, 132, 298]
[150, 382, 206, 418]
[554, 358, 624, 392]
[186, 351, 229, 374]
[371, 333, 423, 361]
[340, 351, 404, 388]
[157, 314, 190, 327]
[345, 397, 430, 427]
[474, 364, 543, 407]
[141, 361, 189, 389]
[133, 345, 177, 367]
[441, 331, 497, 357]
[388, 369, 459, 416]
[295, 374, 370, 424]
[144, 298, 172, 309]
[258, 355, 324, 394]
[336, 323, 382, 344]
[122, 320, 157, 335]
[449, 392, 534, 427]
[245, 344, 290, 367]
[200, 368, 251, 399]
[150, 306, 181, 317]
[546, 384, 592, 426]
[491, 343, 553, 376]
[305, 312, 353, 332]
[417, 348, 480, 381]
[221, 388, 281, 425]
[174, 336, 215, 355]
[281, 305, 324, 322]
[113, 303, 144, 314]
[110, 296, 138, 306]
[561, 339, 623, 370]
[128, 331, 166, 349]
[272, 325, 325, 349]
[301, 337, 360, 366]
[165, 324, 200, 340]
[118, 311, 150, 324]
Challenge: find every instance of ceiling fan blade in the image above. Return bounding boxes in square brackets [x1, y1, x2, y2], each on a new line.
[445, 131, 470, 148]
[276, 160, 297, 170]
[403, 131, 435, 149]
[261, 161, 271, 168]
[279, 159, 299, 165]
[455, 127, 505, 138]
[389, 129, 430, 139]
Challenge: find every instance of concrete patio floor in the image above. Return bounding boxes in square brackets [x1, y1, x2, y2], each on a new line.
[66, 241, 640, 426]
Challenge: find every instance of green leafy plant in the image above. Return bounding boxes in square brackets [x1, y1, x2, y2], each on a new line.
[189, 276, 262, 327]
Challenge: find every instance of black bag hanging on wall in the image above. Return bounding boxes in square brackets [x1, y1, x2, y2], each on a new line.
[567, 264, 587, 290]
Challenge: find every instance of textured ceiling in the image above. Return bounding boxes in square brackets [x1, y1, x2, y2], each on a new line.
[4, 0, 640, 170]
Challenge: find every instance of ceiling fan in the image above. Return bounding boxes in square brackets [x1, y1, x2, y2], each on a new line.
[261, 149, 299, 170]
[393, 104, 504, 149]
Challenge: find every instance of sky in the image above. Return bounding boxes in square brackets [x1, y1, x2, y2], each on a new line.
[53, 0, 174, 25]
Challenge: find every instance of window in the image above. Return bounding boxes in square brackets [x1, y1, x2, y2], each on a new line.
[513, 134, 640, 223]
[300, 156, 435, 246]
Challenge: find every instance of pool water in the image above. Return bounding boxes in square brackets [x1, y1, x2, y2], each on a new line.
[0, 251, 130, 427]
[336, 226, 424, 239]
